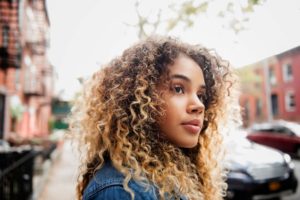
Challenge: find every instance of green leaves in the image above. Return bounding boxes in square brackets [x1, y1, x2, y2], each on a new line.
[131, 0, 266, 38]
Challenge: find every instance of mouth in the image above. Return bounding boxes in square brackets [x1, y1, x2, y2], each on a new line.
[181, 119, 202, 134]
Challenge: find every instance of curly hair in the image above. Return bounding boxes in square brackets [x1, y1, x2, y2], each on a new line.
[69, 36, 241, 200]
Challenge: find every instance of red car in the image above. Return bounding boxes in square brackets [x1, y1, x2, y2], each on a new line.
[247, 120, 300, 157]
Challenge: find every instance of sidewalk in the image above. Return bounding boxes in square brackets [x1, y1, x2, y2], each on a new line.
[37, 139, 79, 200]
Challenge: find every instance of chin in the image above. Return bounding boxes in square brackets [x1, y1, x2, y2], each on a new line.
[179, 141, 198, 148]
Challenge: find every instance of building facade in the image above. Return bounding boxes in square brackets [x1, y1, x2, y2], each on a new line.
[0, 0, 54, 140]
[239, 46, 300, 127]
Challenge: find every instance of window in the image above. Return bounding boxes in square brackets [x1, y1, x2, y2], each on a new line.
[285, 91, 296, 112]
[269, 67, 276, 85]
[271, 93, 278, 116]
[282, 63, 293, 82]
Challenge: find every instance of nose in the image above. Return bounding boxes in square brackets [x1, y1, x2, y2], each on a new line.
[187, 94, 205, 114]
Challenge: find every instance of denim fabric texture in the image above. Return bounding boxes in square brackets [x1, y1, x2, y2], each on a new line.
[83, 161, 159, 200]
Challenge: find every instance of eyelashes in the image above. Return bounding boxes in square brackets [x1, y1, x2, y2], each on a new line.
[171, 84, 207, 103]
[173, 85, 184, 94]
[197, 93, 206, 103]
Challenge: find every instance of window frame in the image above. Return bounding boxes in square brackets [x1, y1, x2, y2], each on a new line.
[285, 90, 296, 112]
[282, 63, 293, 82]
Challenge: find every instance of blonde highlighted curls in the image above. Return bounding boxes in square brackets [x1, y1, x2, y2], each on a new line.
[69, 36, 241, 200]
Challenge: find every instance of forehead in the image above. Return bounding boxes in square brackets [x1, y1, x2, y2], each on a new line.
[168, 55, 205, 84]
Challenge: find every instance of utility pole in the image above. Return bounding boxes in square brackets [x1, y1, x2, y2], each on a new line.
[263, 59, 273, 122]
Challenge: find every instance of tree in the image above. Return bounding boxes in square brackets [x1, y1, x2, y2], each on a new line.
[236, 65, 262, 96]
[131, 0, 266, 39]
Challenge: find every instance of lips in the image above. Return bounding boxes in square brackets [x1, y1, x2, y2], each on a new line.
[181, 119, 202, 134]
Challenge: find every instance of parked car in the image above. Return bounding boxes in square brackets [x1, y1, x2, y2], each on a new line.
[247, 120, 300, 157]
[225, 132, 298, 200]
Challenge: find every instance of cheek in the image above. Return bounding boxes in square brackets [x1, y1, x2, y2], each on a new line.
[158, 93, 185, 128]
[159, 102, 180, 132]
[166, 97, 185, 115]
[156, 106, 167, 130]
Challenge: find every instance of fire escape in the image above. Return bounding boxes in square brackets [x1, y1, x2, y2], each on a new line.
[0, 0, 21, 69]
[23, 0, 50, 97]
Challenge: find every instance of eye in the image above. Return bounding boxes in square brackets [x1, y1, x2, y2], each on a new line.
[197, 93, 207, 103]
[173, 85, 184, 94]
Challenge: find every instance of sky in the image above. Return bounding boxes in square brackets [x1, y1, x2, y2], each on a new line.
[46, 0, 300, 100]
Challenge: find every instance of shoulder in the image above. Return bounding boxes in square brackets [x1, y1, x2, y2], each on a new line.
[83, 161, 158, 200]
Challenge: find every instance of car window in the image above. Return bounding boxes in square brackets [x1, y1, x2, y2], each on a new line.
[283, 122, 300, 136]
[278, 126, 294, 135]
[254, 127, 276, 133]
[252, 121, 300, 136]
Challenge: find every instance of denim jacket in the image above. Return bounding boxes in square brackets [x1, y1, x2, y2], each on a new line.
[83, 161, 188, 200]
[83, 161, 159, 200]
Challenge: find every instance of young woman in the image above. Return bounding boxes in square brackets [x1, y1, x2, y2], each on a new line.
[69, 36, 241, 200]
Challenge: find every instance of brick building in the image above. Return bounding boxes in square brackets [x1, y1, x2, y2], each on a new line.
[0, 0, 54, 140]
[239, 46, 300, 127]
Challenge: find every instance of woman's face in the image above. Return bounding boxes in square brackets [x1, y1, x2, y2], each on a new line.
[158, 55, 206, 148]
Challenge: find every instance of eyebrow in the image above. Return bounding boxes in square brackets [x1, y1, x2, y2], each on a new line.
[171, 74, 206, 89]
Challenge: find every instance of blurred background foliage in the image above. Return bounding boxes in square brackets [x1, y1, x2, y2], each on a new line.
[132, 0, 266, 39]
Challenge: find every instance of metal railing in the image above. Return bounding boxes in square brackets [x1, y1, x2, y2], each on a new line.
[0, 148, 38, 200]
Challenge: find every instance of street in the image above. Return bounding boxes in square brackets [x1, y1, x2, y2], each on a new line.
[38, 139, 78, 200]
[37, 141, 300, 200]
